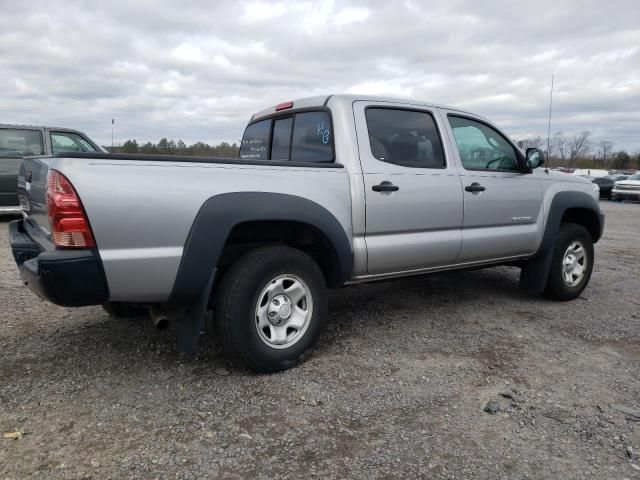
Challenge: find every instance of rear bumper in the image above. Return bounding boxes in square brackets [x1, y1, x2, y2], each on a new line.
[9, 219, 109, 307]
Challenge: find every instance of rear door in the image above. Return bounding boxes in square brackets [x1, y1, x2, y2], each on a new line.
[0, 128, 45, 207]
[354, 101, 463, 275]
[441, 112, 543, 263]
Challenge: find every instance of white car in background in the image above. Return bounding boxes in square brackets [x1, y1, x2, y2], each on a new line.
[573, 168, 610, 178]
[612, 172, 640, 202]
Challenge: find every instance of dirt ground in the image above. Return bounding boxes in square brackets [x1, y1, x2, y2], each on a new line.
[1, 200, 639, 479]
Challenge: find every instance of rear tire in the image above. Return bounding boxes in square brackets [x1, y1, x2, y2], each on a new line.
[544, 223, 594, 301]
[214, 246, 328, 372]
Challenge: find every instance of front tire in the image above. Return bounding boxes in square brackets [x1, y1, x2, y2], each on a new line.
[214, 246, 328, 372]
[545, 223, 594, 301]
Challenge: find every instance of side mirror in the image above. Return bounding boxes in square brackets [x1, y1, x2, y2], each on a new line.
[526, 148, 545, 169]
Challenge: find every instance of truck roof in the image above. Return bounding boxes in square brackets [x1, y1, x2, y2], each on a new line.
[0, 123, 88, 135]
[250, 94, 476, 121]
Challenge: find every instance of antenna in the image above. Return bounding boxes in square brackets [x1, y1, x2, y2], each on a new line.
[546, 74, 554, 163]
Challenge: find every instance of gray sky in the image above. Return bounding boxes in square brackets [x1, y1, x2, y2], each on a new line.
[1, 0, 639, 151]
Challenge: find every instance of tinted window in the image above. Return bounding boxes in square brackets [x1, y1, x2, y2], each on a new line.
[365, 108, 445, 168]
[448, 116, 519, 171]
[271, 117, 293, 160]
[291, 112, 333, 162]
[239, 120, 270, 160]
[0, 129, 44, 156]
[51, 132, 97, 154]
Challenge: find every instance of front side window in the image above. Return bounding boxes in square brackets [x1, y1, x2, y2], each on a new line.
[239, 119, 270, 160]
[365, 108, 445, 168]
[448, 116, 520, 171]
[51, 132, 97, 154]
[291, 112, 333, 162]
[0, 129, 44, 156]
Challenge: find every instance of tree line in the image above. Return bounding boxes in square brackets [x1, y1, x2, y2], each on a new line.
[514, 131, 639, 171]
[107, 138, 240, 158]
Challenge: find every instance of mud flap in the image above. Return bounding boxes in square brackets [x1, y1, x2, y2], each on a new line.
[519, 246, 555, 295]
[176, 269, 216, 355]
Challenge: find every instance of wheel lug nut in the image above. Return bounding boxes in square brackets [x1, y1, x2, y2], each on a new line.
[273, 299, 280, 306]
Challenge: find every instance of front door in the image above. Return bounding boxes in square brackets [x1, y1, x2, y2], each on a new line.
[354, 101, 464, 275]
[442, 112, 543, 263]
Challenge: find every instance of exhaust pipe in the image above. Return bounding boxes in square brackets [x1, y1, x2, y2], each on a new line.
[149, 305, 170, 331]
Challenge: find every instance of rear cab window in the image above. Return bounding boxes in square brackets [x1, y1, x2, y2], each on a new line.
[51, 132, 98, 155]
[0, 128, 44, 157]
[239, 110, 333, 163]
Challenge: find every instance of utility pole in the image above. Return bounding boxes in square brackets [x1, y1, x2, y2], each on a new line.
[546, 74, 554, 166]
[111, 118, 115, 150]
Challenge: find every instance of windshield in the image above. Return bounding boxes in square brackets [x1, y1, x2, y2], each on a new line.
[628, 173, 640, 181]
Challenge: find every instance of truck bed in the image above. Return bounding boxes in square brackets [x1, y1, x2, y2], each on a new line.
[19, 153, 352, 303]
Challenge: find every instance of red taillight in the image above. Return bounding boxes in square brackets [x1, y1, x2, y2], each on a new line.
[275, 101, 294, 111]
[47, 170, 96, 248]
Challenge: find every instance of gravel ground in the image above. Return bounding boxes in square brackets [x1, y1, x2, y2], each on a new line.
[1, 201, 639, 479]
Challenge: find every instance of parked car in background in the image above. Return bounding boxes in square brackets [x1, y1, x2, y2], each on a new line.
[573, 168, 609, 178]
[612, 172, 640, 202]
[590, 174, 629, 200]
[10, 95, 604, 372]
[0, 125, 104, 214]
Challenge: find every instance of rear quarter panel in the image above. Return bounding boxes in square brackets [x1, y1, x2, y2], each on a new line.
[54, 158, 352, 302]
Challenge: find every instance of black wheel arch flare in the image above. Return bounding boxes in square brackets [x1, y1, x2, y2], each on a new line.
[169, 192, 353, 305]
[519, 190, 604, 294]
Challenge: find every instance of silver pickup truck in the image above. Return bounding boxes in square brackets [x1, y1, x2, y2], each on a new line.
[9, 95, 604, 372]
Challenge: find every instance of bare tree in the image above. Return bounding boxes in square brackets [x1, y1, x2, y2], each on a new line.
[567, 131, 591, 167]
[597, 140, 613, 163]
[515, 135, 544, 151]
[553, 132, 567, 163]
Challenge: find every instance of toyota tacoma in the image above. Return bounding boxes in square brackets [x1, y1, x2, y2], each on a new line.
[9, 95, 604, 372]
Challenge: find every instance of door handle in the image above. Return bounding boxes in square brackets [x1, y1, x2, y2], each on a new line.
[372, 181, 399, 192]
[465, 182, 486, 192]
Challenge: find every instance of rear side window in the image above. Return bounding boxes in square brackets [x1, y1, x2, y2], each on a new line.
[239, 120, 270, 160]
[365, 108, 445, 168]
[291, 112, 333, 162]
[51, 132, 97, 154]
[239, 110, 334, 163]
[0, 129, 44, 156]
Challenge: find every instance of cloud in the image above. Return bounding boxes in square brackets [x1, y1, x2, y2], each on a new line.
[0, 0, 638, 151]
